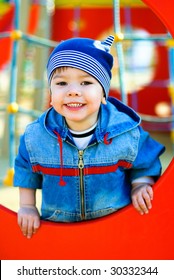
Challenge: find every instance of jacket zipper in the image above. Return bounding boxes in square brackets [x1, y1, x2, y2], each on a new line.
[78, 150, 85, 220]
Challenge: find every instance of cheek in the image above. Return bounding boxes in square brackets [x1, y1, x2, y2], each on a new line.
[93, 94, 104, 107]
[50, 94, 64, 114]
[50, 95, 59, 108]
[51, 91, 61, 103]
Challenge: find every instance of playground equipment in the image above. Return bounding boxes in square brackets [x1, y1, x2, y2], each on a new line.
[0, 0, 174, 259]
[0, 0, 174, 185]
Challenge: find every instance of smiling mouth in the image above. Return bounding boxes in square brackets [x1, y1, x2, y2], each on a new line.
[66, 103, 84, 108]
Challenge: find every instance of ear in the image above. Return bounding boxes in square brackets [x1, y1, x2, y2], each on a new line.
[101, 96, 107, 105]
[49, 88, 53, 105]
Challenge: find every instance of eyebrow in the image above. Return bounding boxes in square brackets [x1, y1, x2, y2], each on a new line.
[52, 73, 92, 79]
[52, 74, 61, 80]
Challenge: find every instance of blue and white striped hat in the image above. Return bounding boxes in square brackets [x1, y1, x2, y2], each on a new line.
[47, 35, 114, 98]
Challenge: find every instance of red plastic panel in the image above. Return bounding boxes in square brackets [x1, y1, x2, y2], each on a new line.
[0, 159, 174, 260]
[142, 0, 174, 37]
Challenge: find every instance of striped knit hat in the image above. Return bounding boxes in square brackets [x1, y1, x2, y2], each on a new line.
[47, 35, 114, 98]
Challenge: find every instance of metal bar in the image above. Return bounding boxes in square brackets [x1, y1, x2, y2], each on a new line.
[113, 0, 127, 104]
[8, 0, 20, 168]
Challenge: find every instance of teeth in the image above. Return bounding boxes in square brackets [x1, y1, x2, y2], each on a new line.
[67, 103, 83, 107]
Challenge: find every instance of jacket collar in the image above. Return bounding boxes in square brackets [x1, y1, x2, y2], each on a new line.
[40, 97, 141, 143]
[95, 97, 141, 142]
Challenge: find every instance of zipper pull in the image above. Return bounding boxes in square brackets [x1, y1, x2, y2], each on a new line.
[78, 150, 84, 169]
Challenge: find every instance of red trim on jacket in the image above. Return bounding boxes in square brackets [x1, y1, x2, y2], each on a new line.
[32, 160, 132, 176]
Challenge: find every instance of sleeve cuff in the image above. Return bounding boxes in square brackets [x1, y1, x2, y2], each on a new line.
[131, 176, 155, 185]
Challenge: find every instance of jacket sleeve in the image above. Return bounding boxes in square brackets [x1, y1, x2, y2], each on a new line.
[13, 134, 42, 189]
[129, 126, 165, 182]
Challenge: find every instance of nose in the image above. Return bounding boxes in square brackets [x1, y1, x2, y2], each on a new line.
[66, 84, 81, 97]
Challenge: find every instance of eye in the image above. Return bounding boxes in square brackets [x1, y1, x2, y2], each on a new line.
[81, 81, 92, 86]
[56, 81, 67, 86]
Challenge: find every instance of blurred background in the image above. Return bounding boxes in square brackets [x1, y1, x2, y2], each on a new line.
[0, 0, 173, 211]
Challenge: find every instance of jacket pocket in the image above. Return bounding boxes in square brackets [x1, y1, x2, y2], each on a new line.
[86, 207, 118, 220]
[45, 210, 81, 222]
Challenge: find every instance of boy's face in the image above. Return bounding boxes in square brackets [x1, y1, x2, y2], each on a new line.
[50, 67, 106, 131]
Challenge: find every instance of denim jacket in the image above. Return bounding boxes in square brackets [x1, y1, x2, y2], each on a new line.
[14, 97, 165, 222]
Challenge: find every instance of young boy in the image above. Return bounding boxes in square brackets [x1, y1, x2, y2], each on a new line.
[14, 35, 165, 239]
